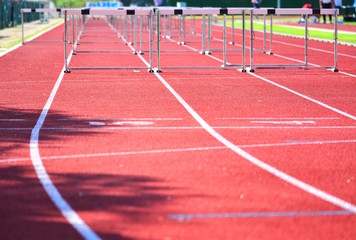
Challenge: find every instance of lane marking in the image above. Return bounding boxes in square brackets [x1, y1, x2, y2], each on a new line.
[248, 71, 356, 121]
[59, 117, 183, 121]
[4, 125, 356, 131]
[29, 52, 100, 238]
[146, 36, 356, 213]
[216, 117, 340, 120]
[4, 139, 356, 164]
[0, 119, 26, 122]
[169, 210, 353, 221]
[251, 120, 316, 125]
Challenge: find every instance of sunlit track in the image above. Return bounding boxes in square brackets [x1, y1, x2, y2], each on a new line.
[2, 7, 356, 240]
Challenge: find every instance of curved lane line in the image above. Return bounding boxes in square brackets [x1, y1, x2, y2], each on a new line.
[30, 51, 101, 239]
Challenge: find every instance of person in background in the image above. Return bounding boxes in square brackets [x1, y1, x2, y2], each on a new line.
[251, 0, 262, 9]
[154, 0, 163, 6]
[334, 0, 342, 8]
[320, 0, 335, 23]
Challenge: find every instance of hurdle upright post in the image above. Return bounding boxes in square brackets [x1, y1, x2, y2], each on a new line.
[200, 14, 206, 54]
[156, 9, 161, 72]
[230, 15, 235, 45]
[333, 9, 338, 72]
[249, 9, 254, 72]
[139, 16, 144, 55]
[207, 14, 211, 54]
[178, 15, 182, 44]
[64, 10, 70, 73]
[72, 14, 76, 55]
[263, 14, 266, 52]
[305, 14, 308, 68]
[269, 14, 273, 54]
[21, 10, 25, 44]
[242, 9, 246, 72]
[183, 15, 186, 45]
[133, 16, 138, 55]
[223, 13, 227, 68]
[148, 10, 154, 72]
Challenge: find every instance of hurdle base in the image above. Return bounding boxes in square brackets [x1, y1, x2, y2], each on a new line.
[199, 51, 205, 55]
[133, 51, 138, 55]
[64, 69, 71, 73]
[148, 69, 154, 73]
[205, 51, 211, 55]
[229, 41, 235, 45]
[139, 51, 144, 55]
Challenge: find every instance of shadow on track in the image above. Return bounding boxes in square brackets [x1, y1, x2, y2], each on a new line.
[0, 107, 177, 239]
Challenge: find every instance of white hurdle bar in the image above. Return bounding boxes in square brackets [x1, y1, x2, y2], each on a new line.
[60, 7, 339, 73]
[63, 8, 154, 73]
[156, 8, 246, 72]
[248, 8, 339, 72]
[21, 8, 63, 44]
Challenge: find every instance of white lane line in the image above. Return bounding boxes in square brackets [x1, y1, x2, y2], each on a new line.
[216, 117, 340, 120]
[3, 138, 356, 164]
[58, 118, 183, 121]
[29, 52, 100, 238]
[3, 125, 356, 131]
[170, 33, 356, 121]
[208, 28, 356, 79]
[251, 120, 316, 125]
[0, 119, 26, 121]
[148, 37, 356, 213]
[248, 71, 356, 121]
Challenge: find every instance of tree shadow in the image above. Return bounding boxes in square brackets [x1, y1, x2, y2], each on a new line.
[0, 164, 177, 239]
[0, 106, 108, 158]
[0, 106, 185, 239]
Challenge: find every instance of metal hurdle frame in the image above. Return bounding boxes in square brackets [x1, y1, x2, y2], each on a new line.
[248, 8, 339, 72]
[21, 8, 63, 44]
[156, 8, 246, 72]
[63, 8, 154, 73]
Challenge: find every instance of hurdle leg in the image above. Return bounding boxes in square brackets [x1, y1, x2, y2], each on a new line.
[305, 14, 308, 69]
[156, 9, 162, 73]
[64, 11, 70, 73]
[249, 9, 254, 72]
[139, 16, 144, 55]
[21, 10, 25, 44]
[229, 15, 235, 45]
[200, 14, 206, 54]
[333, 9, 338, 72]
[241, 10, 246, 72]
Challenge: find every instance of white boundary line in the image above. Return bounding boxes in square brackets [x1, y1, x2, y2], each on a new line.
[4, 139, 356, 164]
[29, 52, 100, 238]
[141, 34, 356, 213]
[0, 19, 63, 58]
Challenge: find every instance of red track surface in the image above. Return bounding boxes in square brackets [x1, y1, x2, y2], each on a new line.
[1, 16, 356, 240]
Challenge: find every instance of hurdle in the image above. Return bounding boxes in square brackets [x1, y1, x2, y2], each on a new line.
[155, 8, 246, 72]
[21, 8, 63, 44]
[248, 8, 339, 72]
[63, 8, 154, 73]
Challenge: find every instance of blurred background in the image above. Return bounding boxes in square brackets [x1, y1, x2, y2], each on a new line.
[1, 0, 355, 29]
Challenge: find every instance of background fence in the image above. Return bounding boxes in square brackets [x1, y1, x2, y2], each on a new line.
[0, 0, 46, 29]
[1, 0, 355, 30]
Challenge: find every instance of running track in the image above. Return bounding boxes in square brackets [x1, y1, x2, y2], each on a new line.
[1, 16, 356, 240]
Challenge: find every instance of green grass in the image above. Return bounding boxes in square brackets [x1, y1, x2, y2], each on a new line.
[226, 19, 356, 44]
[0, 19, 63, 50]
